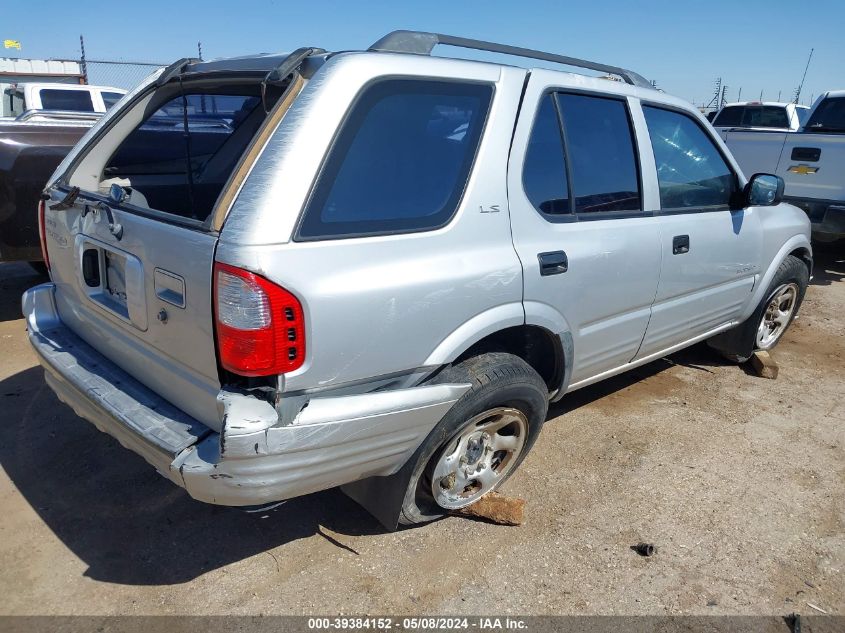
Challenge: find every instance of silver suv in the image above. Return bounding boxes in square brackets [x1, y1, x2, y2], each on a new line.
[24, 32, 812, 528]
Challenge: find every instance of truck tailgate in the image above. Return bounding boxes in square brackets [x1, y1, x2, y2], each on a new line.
[778, 133, 845, 201]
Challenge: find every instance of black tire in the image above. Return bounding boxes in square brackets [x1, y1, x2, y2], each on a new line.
[712, 255, 809, 363]
[399, 352, 548, 525]
[28, 261, 48, 277]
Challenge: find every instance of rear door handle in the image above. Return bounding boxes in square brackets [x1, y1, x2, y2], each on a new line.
[672, 235, 690, 255]
[538, 250, 568, 276]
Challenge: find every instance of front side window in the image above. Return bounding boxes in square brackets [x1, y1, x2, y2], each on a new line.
[557, 93, 641, 214]
[805, 97, 845, 133]
[39, 89, 94, 112]
[522, 95, 570, 215]
[297, 79, 493, 240]
[643, 105, 736, 209]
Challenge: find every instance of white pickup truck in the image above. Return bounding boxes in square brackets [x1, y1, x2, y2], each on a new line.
[712, 101, 810, 135]
[1, 82, 126, 121]
[722, 91, 845, 241]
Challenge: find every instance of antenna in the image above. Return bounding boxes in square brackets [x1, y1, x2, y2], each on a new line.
[793, 48, 814, 104]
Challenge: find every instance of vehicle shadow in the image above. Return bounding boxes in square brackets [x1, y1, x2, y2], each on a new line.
[0, 262, 45, 322]
[809, 242, 844, 286]
[548, 342, 730, 418]
[0, 366, 382, 586]
[1, 344, 735, 587]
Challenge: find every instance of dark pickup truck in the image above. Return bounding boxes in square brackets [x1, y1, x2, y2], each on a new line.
[0, 119, 96, 267]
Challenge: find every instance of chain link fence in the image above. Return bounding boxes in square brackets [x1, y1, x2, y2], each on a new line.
[83, 60, 166, 90]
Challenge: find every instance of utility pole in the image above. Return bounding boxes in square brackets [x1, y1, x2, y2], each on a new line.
[793, 48, 814, 104]
[79, 34, 87, 84]
[759, 89, 764, 101]
[706, 77, 726, 110]
[737, 87, 742, 102]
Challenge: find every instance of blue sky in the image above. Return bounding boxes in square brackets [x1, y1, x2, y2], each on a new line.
[4, 0, 843, 106]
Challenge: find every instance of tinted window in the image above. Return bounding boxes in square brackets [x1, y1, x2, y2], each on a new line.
[298, 80, 492, 240]
[743, 106, 789, 128]
[105, 92, 263, 220]
[796, 107, 810, 127]
[713, 106, 742, 127]
[643, 106, 736, 209]
[39, 89, 94, 112]
[557, 94, 641, 213]
[805, 97, 845, 132]
[101, 91, 125, 109]
[523, 95, 569, 215]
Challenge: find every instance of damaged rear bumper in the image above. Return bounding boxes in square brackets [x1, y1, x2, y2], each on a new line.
[22, 283, 469, 506]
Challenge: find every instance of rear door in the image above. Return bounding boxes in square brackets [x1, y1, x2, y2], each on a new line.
[44, 88, 271, 430]
[508, 73, 661, 386]
[634, 104, 762, 359]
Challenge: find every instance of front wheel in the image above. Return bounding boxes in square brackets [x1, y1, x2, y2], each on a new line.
[711, 255, 809, 363]
[399, 352, 548, 525]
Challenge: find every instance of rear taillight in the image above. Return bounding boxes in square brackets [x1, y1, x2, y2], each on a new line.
[38, 199, 50, 272]
[213, 262, 305, 377]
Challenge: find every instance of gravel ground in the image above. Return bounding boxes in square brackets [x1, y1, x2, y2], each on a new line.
[0, 248, 842, 616]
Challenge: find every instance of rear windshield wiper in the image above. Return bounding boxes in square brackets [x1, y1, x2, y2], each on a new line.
[48, 185, 80, 210]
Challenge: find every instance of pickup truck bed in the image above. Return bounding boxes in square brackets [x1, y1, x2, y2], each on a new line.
[0, 120, 93, 262]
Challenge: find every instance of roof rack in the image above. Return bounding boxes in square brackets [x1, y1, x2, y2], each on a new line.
[369, 30, 652, 89]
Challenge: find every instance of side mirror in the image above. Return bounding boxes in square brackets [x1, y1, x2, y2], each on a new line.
[745, 173, 784, 207]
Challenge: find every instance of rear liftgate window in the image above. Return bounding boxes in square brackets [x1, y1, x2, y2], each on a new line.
[297, 79, 493, 240]
[104, 92, 266, 222]
[39, 89, 95, 112]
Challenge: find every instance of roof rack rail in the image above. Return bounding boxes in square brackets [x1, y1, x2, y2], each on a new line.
[369, 30, 652, 89]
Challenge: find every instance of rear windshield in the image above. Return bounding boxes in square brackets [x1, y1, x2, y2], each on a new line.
[104, 92, 264, 221]
[39, 88, 95, 112]
[805, 97, 845, 133]
[297, 79, 493, 240]
[713, 105, 789, 128]
[101, 91, 125, 109]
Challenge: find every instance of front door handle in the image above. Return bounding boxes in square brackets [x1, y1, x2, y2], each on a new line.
[538, 251, 568, 276]
[672, 235, 690, 255]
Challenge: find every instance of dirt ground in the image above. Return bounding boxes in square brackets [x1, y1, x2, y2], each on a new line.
[0, 248, 842, 616]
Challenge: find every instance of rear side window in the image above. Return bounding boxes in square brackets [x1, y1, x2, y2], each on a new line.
[39, 89, 94, 112]
[557, 94, 641, 214]
[101, 91, 125, 109]
[522, 95, 570, 215]
[643, 106, 736, 209]
[796, 108, 810, 127]
[713, 106, 742, 127]
[297, 79, 493, 240]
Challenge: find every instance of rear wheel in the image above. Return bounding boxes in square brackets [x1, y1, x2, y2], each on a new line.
[399, 352, 548, 525]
